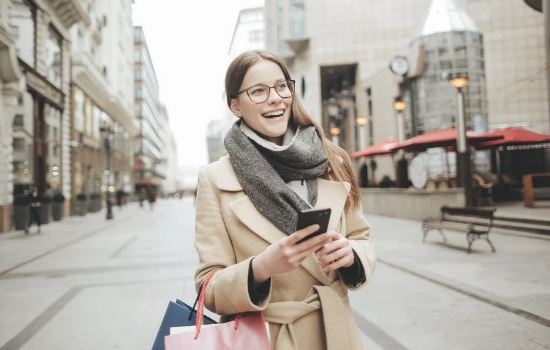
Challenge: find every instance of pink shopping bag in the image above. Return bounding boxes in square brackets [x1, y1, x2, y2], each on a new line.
[164, 271, 270, 350]
[164, 312, 270, 350]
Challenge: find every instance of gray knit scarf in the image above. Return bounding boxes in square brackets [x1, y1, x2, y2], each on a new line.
[224, 120, 328, 234]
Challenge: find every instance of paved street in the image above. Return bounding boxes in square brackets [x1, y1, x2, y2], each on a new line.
[0, 198, 549, 349]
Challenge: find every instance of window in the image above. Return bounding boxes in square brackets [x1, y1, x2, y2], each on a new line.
[9, 0, 36, 66]
[366, 87, 374, 145]
[249, 30, 263, 44]
[45, 26, 62, 87]
[13, 138, 25, 152]
[13, 114, 24, 127]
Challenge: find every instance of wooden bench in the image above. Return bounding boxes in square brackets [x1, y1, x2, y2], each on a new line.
[422, 206, 497, 254]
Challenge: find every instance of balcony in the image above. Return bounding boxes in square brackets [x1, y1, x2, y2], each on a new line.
[0, 25, 21, 83]
[47, 0, 90, 27]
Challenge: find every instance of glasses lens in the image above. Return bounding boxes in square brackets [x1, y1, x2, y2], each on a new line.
[248, 86, 269, 103]
[276, 80, 294, 98]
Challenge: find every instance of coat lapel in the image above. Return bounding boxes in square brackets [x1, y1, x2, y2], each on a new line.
[217, 156, 351, 284]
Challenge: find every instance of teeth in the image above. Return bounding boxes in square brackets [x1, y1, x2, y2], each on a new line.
[263, 110, 284, 117]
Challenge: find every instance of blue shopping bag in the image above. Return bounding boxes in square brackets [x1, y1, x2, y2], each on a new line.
[151, 298, 217, 350]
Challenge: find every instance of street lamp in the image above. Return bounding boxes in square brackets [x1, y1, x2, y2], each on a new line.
[393, 97, 407, 143]
[99, 122, 114, 220]
[447, 72, 474, 207]
[356, 116, 368, 152]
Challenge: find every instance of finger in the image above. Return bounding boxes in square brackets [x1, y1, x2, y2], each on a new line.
[291, 240, 327, 265]
[318, 246, 352, 266]
[323, 253, 355, 272]
[288, 224, 320, 245]
[316, 238, 347, 257]
[294, 232, 330, 253]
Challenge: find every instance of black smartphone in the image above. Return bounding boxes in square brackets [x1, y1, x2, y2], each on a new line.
[295, 208, 331, 244]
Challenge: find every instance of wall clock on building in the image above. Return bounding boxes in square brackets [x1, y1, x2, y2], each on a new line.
[389, 56, 409, 76]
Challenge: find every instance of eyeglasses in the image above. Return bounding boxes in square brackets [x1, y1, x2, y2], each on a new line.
[237, 79, 295, 104]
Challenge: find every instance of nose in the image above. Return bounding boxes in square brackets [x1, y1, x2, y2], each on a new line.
[266, 87, 282, 103]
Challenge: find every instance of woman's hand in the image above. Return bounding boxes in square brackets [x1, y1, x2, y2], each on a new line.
[316, 231, 355, 272]
[251, 225, 330, 284]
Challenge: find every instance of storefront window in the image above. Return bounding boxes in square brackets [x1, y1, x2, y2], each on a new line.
[45, 104, 62, 190]
[45, 26, 62, 88]
[9, 0, 36, 66]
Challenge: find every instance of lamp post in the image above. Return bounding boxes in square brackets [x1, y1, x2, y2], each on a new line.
[447, 73, 474, 207]
[99, 122, 114, 220]
[355, 116, 368, 151]
[393, 97, 407, 143]
[393, 97, 409, 188]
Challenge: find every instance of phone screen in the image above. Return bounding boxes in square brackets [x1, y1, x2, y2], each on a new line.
[295, 208, 331, 243]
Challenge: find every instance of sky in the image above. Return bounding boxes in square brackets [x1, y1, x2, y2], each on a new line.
[132, 0, 264, 169]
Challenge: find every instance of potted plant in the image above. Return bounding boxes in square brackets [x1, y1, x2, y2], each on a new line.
[40, 195, 52, 225]
[13, 195, 30, 231]
[89, 192, 101, 213]
[52, 192, 65, 221]
[76, 193, 87, 216]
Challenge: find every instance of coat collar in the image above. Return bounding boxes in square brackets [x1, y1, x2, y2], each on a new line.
[216, 155, 350, 284]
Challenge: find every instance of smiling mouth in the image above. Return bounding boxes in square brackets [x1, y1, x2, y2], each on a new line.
[262, 110, 285, 119]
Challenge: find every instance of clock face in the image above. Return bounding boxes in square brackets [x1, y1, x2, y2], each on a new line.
[390, 56, 409, 76]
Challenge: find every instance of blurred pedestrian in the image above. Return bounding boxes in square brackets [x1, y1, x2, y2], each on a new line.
[26, 186, 41, 234]
[194, 50, 376, 350]
[147, 186, 157, 210]
[116, 189, 124, 208]
[138, 188, 146, 208]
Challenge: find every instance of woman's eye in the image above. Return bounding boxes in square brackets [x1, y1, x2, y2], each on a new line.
[276, 82, 288, 90]
[250, 87, 266, 95]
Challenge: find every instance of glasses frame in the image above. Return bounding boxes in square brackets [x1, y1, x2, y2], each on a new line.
[236, 79, 296, 104]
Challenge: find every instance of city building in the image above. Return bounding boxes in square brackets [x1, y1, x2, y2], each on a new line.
[228, 6, 266, 59]
[1, 0, 89, 231]
[133, 26, 165, 193]
[69, 0, 136, 213]
[265, 0, 547, 183]
[158, 104, 179, 196]
[0, 0, 23, 231]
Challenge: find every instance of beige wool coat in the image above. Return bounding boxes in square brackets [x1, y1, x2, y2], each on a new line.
[194, 155, 376, 350]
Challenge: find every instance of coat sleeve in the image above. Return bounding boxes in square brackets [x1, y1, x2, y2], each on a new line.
[194, 167, 272, 316]
[340, 202, 376, 290]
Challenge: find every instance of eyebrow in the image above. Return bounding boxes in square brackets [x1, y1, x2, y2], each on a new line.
[246, 78, 286, 88]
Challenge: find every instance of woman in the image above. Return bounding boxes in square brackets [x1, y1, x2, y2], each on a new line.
[194, 50, 376, 350]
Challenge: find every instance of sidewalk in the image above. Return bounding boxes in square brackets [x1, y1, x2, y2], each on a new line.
[0, 200, 549, 349]
[350, 212, 550, 350]
[0, 203, 143, 275]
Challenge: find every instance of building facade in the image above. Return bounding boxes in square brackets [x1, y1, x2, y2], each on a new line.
[133, 26, 165, 192]
[265, 0, 547, 182]
[69, 0, 136, 213]
[1, 0, 89, 230]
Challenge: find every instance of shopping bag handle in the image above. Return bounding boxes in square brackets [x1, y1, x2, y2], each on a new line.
[194, 270, 216, 339]
[193, 270, 243, 340]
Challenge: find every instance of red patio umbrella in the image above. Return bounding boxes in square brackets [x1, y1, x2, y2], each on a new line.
[394, 128, 502, 152]
[350, 138, 399, 158]
[477, 127, 550, 148]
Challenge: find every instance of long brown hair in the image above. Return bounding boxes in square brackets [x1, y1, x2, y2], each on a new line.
[225, 50, 360, 210]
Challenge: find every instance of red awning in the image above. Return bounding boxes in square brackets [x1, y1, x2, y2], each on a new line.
[477, 127, 550, 149]
[351, 138, 399, 158]
[394, 128, 502, 152]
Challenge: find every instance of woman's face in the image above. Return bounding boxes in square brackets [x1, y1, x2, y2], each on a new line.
[231, 60, 293, 145]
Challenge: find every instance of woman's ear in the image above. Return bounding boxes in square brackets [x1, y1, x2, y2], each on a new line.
[230, 99, 242, 118]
